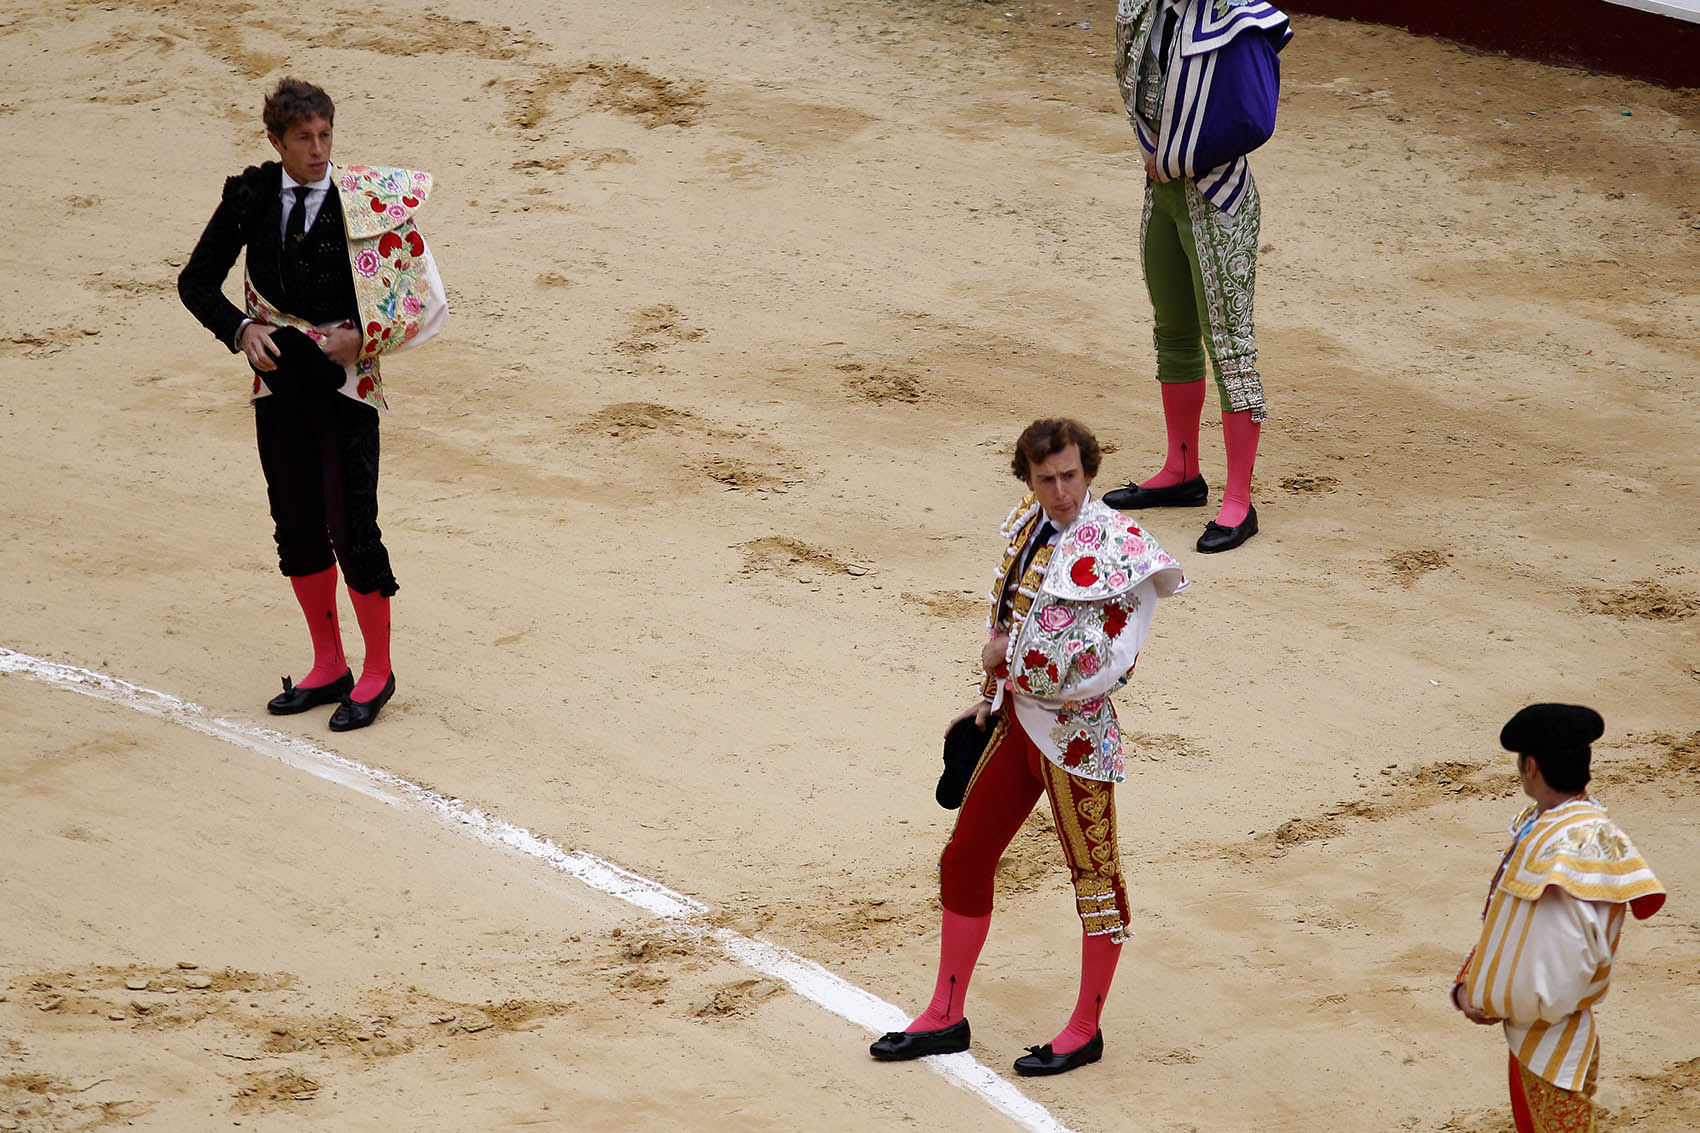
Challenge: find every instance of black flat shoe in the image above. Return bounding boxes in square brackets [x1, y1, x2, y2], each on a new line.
[266, 669, 353, 715]
[1196, 505, 1258, 553]
[870, 1017, 970, 1061]
[1103, 475, 1208, 510]
[328, 673, 396, 732]
[1013, 1030, 1103, 1077]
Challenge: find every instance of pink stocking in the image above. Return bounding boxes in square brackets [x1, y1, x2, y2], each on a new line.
[1139, 379, 1206, 489]
[1050, 932, 1122, 1054]
[346, 588, 392, 702]
[289, 566, 346, 688]
[1216, 409, 1261, 528]
[907, 909, 992, 1033]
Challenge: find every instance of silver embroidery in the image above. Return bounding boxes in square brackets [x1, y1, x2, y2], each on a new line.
[1184, 175, 1266, 421]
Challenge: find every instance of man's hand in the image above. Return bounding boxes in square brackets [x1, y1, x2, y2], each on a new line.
[980, 632, 1009, 674]
[1143, 150, 1167, 183]
[319, 325, 362, 367]
[945, 699, 995, 737]
[1451, 984, 1499, 1026]
[239, 322, 282, 372]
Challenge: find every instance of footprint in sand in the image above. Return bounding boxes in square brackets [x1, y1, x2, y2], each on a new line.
[614, 304, 705, 357]
[695, 979, 784, 1018]
[505, 62, 705, 131]
[1385, 548, 1451, 587]
[901, 590, 983, 619]
[736, 537, 871, 582]
[571, 400, 697, 440]
[838, 363, 926, 404]
[1280, 472, 1340, 493]
[699, 455, 791, 492]
[1578, 579, 1700, 621]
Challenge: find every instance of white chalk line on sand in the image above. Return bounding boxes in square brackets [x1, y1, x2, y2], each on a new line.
[0, 647, 1072, 1133]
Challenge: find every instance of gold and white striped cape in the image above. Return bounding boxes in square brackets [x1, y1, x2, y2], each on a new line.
[1461, 797, 1664, 1092]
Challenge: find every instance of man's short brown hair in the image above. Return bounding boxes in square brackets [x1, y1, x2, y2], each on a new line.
[263, 78, 335, 138]
[1011, 418, 1102, 481]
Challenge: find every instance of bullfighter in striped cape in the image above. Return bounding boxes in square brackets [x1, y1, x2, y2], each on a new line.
[1452, 704, 1666, 1133]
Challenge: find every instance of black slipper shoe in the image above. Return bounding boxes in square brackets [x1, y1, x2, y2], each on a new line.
[1013, 1030, 1104, 1076]
[328, 673, 396, 732]
[870, 1018, 970, 1061]
[1103, 476, 1208, 509]
[266, 669, 353, 715]
[1196, 505, 1258, 553]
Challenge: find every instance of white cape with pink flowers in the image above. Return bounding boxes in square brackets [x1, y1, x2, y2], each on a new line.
[997, 497, 1187, 783]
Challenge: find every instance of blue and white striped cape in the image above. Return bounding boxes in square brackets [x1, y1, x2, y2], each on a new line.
[1131, 0, 1292, 214]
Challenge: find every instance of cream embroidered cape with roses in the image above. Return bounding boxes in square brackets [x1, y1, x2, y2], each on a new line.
[244, 163, 448, 413]
[990, 495, 1188, 783]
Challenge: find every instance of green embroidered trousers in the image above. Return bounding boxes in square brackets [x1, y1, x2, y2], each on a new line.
[1140, 175, 1267, 421]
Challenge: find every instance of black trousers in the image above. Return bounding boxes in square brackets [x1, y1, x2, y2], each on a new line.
[254, 392, 398, 596]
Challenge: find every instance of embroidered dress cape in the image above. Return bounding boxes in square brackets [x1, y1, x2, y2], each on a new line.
[180, 159, 446, 414]
[982, 494, 1186, 783]
[1114, 0, 1291, 215]
[1458, 798, 1665, 1094]
[245, 163, 447, 412]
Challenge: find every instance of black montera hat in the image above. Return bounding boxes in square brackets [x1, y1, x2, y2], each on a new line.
[259, 326, 347, 399]
[1499, 703, 1605, 755]
[937, 715, 994, 809]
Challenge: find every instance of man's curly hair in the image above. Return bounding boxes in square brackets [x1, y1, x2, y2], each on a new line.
[1011, 418, 1102, 481]
[263, 77, 335, 138]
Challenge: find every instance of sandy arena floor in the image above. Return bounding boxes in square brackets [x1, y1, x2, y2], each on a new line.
[2, 0, 1698, 1129]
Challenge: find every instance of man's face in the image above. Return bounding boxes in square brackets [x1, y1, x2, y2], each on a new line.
[269, 115, 333, 184]
[1516, 753, 1538, 799]
[1025, 443, 1093, 528]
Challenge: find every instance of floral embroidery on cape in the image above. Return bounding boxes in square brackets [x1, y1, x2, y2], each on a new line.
[245, 163, 445, 412]
[999, 496, 1187, 783]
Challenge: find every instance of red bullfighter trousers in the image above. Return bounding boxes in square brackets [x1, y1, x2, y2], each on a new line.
[940, 707, 1132, 941]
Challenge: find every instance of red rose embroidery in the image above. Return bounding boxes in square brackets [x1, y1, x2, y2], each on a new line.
[1045, 663, 1059, 684]
[369, 196, 389, 213]
[378, 231, 404, 258]
[367, 321, 382, 335]
[357, 376, 374, 400]
[1103, 602, 1128, 639]
[1063, 734, 1094, 767]
[405, 230, 425, 257]
[401, 195, 420, 208]
[1016, 673, 1032, 692]
[1022, 649, 1048, 672]
[1070, 556, 1099, 587]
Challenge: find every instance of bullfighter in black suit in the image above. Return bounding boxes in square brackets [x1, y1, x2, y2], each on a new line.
[179, 77, 445, 731]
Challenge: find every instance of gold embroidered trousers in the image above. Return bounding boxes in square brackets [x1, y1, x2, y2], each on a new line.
[939, 708, 1132, 942]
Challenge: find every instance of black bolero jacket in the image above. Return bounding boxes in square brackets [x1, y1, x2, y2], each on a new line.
[178, 161, 356, 352]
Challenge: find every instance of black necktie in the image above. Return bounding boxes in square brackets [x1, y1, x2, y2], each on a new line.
[285, 185, 311, 247]
[283, 186, 311, 297]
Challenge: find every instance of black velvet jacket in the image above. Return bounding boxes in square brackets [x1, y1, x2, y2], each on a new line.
[178, 161, 359, 352]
